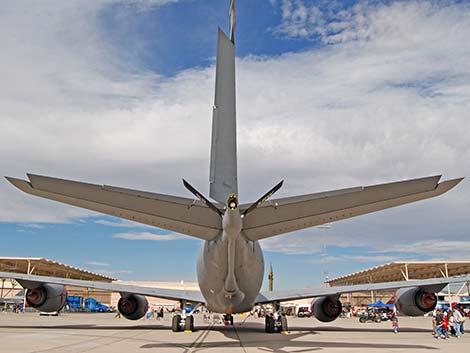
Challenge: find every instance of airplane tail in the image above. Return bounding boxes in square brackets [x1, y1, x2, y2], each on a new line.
[209, 26, 238, 204]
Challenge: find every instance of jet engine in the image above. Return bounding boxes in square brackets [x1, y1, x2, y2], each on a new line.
[311, 296, 342, 322]
[395, 287, 437, 316]
[118, 294, 148, 320]
[25, 284, 67, 312]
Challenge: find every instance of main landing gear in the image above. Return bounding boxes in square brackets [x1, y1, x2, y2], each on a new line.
[172, 314, 194, 332]
[265, 301, 288, 334]
[265, 313, 288, 333]
[172, 300, 196, 333]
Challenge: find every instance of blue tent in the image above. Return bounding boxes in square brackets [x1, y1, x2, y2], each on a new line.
[368, 300, 394, 308]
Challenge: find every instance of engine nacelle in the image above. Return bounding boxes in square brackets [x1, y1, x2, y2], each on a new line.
[395, 287, 437, 316]
[118, 294, 148, 320]
[311, 296, 342, 322]
[25, 284, 67, 313]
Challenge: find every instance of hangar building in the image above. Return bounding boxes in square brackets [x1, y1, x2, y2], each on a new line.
[2, 257, 470, 309]
[326, 261, 470, 306]
[0, 257, 115, 304]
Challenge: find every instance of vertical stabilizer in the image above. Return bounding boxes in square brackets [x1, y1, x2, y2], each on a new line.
[209, 27, 238, 204]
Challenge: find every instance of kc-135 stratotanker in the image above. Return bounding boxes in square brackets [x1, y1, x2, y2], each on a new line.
[1, 0, 466, 333]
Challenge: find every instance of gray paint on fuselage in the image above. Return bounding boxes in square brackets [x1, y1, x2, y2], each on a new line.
[197, 209, 264, 313]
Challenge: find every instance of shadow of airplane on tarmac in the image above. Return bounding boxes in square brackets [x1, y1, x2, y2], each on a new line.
[140, 322, 438, 353]
[0, 319, 438, 352]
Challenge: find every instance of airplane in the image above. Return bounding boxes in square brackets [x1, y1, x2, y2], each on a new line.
[0, 0, 467, 333]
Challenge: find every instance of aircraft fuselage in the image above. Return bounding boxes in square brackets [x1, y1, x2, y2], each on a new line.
[197, 208, 264, 313]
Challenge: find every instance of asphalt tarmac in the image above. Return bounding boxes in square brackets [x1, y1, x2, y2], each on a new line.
[0, 312, 467, 352]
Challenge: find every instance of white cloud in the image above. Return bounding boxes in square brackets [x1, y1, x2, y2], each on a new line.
[112, 231, 183, 241]
[86, 261, 110, 266]
[21, 224, 45, 229]
[0, 0, 469, 260]
[94, 219, 154, 228]
[91, 269, 133, 276]
[385, 240, 470, 259]
[273, 0, 325, 39]
[307, 254, 413, 264]
[268, 0, 278, 7]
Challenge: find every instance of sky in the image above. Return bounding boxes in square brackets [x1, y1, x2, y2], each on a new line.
[1, 0, 469, 291]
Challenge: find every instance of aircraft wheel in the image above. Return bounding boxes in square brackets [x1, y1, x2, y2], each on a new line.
[280, 315, 288, 332]
[172, 315, 181, 332]
[185, 315, 194, 331]
[265, 315, 275, 333]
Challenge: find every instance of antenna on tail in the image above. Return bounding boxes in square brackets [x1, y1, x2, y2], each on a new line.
[229, 0, 236, 43]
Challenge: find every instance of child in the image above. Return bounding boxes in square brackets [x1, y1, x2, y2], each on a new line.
[392, 315, 399, 334]
[438, 313, 450, 339]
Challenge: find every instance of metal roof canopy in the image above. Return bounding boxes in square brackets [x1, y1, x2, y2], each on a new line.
[327, 261, 470, 286]
[0, 257, 115, 282]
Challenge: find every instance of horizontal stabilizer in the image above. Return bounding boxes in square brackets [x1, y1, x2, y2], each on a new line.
[241, 175, 464, 241]
[5, 174, 222, 240]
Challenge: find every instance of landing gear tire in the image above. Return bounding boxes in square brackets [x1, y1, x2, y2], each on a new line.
[184, 315, 194, 331]
[172, 315, 181, 332]
[280, 315, 288, 332]
[265, 315, 275, 333]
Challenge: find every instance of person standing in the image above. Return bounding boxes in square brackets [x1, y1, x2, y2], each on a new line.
[441, 313, 450, 339]
[435, 309, 445, 339]
[433, 309, 441, 338]
[459, 306, 466, 334]
[453, 306, 464, 338]
[391, 315, 399, 334]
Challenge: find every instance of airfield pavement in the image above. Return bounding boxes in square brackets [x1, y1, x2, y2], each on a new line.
[0, 312, 467, 353]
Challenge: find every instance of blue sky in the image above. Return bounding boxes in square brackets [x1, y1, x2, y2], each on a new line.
[1, 0, 470, 290]
[98, 0, 320, 76]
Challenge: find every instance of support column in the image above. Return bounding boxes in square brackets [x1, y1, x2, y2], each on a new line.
[444, 263, 451, 297]
[23, 260, 32, 312]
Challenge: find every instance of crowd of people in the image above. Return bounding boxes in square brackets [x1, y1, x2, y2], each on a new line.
[1, 303, 22, 313]
[145, 306, 165, 320]
[432, 304, 468, 339]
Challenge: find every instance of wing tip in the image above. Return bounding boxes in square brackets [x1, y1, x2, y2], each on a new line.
[436, 176, 465, 193]
[5, 176, 33, 193]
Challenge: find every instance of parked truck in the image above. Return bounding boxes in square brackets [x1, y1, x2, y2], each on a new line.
[85, 298, 108, 312]
[66, 296, 108, 312]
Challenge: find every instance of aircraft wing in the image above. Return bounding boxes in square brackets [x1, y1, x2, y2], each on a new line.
[0, 271, 205, 304]
[5, 174, 222, 241]
[256, 275, 470, 304]
[241, 175, 463, 241]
